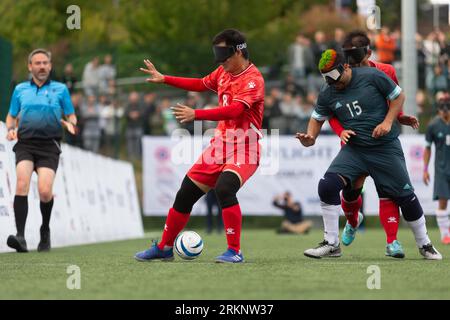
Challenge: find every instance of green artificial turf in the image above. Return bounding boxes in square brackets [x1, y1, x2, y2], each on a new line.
[0, 229, 449, 299]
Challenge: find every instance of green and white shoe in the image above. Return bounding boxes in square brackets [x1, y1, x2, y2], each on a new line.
[341, 212, 364, 246]
[385, 240, 405, 259]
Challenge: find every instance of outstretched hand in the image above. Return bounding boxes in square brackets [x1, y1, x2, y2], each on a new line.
[61, 119, 79, 135]
[139, 59, 165, 84]
[398, 114, 419, 130]
[172, 103, 195, 123]
[295, 132, 316, 147]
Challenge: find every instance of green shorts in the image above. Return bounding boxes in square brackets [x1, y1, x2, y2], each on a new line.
[433, 173, 450, 200]
[326, 139, 414, 198]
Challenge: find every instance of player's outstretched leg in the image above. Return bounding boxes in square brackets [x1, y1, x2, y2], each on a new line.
[379, 198, 404, 258]
[394, 194, 442, 260]
[214, 172, 244, 263]
[341, 186, 364, 246]
[304, 173, 345, 259]
[135, 176, 205, 261]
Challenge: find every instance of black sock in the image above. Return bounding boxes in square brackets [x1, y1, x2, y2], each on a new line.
[40, 198, 54, 231]
[14, 195, 28, 237]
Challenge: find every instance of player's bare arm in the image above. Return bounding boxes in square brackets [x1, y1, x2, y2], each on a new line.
[296, 117, 324, 147]
[5, 113, 18, 141]
[423, 147, 431, 185]
[140, 59, 165, 83]
[372, 91, 405, 138]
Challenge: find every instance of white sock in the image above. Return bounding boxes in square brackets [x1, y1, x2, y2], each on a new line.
[435, 209, 450, 239]
[321, 201, 340, 245]
[407, 215, 431, 247]
[448, 209, 450, 234]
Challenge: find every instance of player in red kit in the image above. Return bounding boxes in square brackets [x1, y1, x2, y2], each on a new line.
[330, 31, 419, 258]
[135, 29, 264, 263]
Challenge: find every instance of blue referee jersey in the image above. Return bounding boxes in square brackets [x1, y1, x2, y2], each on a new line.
[9, 78, 75, 140]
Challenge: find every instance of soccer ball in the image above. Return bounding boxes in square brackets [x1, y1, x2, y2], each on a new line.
[174, 231, 203, 260]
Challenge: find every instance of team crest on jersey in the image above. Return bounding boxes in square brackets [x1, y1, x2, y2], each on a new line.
[248, 81, 256, 89]
[335, 102, 342, 109]
[219, 79, 224, 87]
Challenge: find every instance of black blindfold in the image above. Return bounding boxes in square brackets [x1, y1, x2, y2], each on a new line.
[343, 46, 369, 65]
[213, 43, 247, 63]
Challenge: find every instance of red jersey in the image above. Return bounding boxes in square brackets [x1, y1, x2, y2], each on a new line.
[202, 63, 265, 143]
[369, 60, 398, 84]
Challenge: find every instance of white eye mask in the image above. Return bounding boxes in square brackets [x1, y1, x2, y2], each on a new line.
[320, 64, 344, 84]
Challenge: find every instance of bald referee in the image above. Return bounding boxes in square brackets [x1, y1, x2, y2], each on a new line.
[5, 48, 77, 252]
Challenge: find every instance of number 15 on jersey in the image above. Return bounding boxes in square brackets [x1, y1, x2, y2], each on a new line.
[346, 100, 362, 118]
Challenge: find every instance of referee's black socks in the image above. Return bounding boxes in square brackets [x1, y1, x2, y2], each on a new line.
[40, 198, 54, 232]
[14, 195, 28, 237]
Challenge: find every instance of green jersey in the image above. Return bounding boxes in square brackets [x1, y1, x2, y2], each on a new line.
[425, 116, 450, 177]
[312, 67, 402, 147]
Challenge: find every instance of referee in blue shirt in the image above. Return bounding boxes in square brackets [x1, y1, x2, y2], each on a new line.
[5, 49, 77, 252]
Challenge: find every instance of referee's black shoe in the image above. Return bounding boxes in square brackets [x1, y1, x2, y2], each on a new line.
[38, 227, 51, 252]
[7, 234, 28, 253]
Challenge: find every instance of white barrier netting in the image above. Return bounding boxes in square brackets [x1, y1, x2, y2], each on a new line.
[143, 134, 436, 216]
[0, 123, 144, 253]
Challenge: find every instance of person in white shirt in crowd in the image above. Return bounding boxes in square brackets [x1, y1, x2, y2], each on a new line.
[81, 95, 102, 153]
[423, 31, 442, 81]
[98, 54, 116, 96]
[100, 96, 123, 156]
[160, 97, 178, 136]
[82, 57, 100, 97]
[288, 33, 314, 87]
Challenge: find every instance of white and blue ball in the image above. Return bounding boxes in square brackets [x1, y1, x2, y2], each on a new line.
[174, 231, 203, 260]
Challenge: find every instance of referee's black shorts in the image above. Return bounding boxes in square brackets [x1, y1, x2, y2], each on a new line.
[13, 138, 62, 172]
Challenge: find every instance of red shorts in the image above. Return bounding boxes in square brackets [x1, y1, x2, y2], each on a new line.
[187, 140, 260, 188]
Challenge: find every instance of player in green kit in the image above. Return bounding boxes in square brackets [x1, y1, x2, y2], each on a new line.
[424, 95, 450, 244]
[297, 49, 442, 260]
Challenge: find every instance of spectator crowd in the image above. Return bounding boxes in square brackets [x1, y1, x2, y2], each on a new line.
[43, 27, 450, 161]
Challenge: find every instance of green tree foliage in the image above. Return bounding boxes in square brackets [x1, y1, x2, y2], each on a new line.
[0, 0, 327, 79]
[0, 0, 61, 75]
[0, 0, 126, 78]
